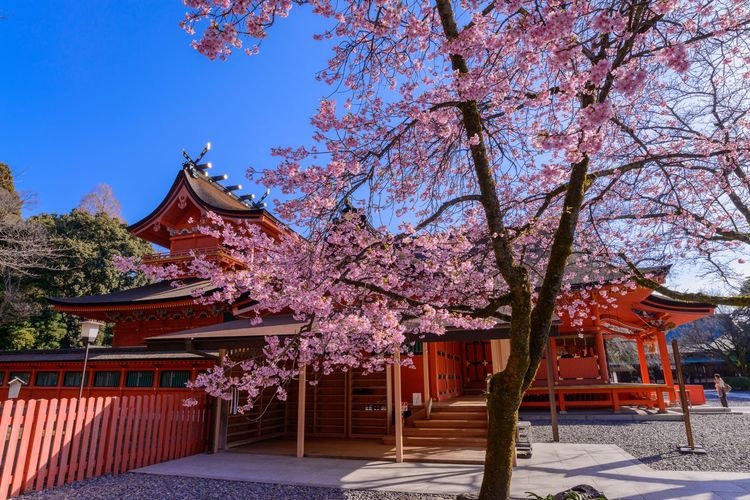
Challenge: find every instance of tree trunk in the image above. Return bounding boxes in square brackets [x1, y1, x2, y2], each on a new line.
[431, 0, 584, 497]
[480, 373, 524, 499]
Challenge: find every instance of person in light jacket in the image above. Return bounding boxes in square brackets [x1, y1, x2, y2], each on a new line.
[714, 373, 730, 408]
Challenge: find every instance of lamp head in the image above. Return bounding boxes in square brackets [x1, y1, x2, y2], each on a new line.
[80, 320, 103, 344]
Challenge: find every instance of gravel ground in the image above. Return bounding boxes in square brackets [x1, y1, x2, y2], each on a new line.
[705, 389, 750, 406]
[532, 412, 750, 472]
[24, 393, 750, 498]
[22, 474, 456, 500]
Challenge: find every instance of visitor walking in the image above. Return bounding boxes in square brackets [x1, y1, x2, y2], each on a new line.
[714, 373, 731, 408]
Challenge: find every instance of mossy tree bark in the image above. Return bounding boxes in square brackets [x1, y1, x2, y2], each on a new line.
[434, 0, 593, 496]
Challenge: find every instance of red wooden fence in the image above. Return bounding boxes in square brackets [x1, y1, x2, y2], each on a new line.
[0, 395, 207, 499]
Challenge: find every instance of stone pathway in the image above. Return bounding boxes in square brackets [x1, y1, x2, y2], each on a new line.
[133, 444, 750, 499]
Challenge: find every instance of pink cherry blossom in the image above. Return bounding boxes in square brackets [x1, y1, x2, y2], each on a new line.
[167, 0, 750, 497]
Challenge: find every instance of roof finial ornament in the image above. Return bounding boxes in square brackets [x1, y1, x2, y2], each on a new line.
[182, 142, 213, 176]
[239, 187, 270, 209]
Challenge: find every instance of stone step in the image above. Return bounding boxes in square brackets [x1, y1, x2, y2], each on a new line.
[414, 419, 487, 428]
[383, 435, 487, 447]
[688, 406, 733, 414]
[431, 405, 486, 412]
[429, 411, 487, 420]
[404, 427, 487, 438]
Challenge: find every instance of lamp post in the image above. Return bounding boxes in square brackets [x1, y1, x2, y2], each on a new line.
[79, 320, 103, 400]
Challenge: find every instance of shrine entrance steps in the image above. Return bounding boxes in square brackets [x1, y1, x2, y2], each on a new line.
[383, 396, 488, 447]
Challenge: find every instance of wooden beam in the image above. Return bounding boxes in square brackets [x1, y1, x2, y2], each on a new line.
[296, 364, 306, 458]
[393, 347, 404, 463]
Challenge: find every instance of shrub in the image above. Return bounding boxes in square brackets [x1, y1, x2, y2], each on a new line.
[724, 376, 750, 391]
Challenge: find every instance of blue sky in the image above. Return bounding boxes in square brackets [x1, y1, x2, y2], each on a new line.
[0, 1, 329, 223]
[0, 1, 741, 291]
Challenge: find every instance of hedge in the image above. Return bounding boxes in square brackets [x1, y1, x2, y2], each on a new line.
[724, 376, 750, 391]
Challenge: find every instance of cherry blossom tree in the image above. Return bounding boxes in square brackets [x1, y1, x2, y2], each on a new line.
[78, 184, 124, 221]
[172, 0, 750, 497]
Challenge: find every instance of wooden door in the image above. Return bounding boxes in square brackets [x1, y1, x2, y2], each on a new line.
[464, 341, 492, 388]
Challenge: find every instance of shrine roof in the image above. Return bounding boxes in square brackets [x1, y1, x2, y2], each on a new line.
[567, 262, 671, 289]
[145, 315, 307, 350]
[181, 167, 257, 213]
[640, 292, 715, 311]
[0, 346, 214, 363]
[128, 167, 286, 247]
[47, 278, 214, 308]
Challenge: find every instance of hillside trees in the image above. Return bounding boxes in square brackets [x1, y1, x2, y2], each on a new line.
[678, 279, 750, 377]
[679, 313, 750, 377]
[0, 162, 56, 325]
[0, 208, 153, 349]
[176, 0, 750, 497]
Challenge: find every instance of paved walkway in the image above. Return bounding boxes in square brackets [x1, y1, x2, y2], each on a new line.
[134, 444, 750, 499]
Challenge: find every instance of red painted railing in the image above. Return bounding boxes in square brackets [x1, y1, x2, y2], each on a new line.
[0, 395, 207, 499]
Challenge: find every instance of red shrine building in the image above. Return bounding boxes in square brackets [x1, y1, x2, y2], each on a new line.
[0, 159, 714, 452]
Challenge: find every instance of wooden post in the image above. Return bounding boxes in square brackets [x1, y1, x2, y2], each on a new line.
[210, 348, 226, 454]
[545, 344, 559, 442]
[296, 364, 306, 458]
[656, 332, 675, 402]
[594, 330, 609, 383]
[549, 337, 560, 383]
[490, 340, 501, 373]
[592, 301, 610, 383]
[636, 337, 650, 383]
[422, 343, 430, 405]
[385, 365, 393, 435]
[393, 347, 404, 463]
[672, 339, 705, 453]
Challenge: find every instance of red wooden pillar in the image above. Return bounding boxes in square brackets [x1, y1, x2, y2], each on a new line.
[656, 332, 676, 402]
[428, 343, 438, 401]
[636, 337, 650, 383]
[296, 364, 306, 458]
[594, 330, 609, 383]
[549, 337, 560, 384]
[591, 299, 610, 383]
[393, 347, 404, 463]
[422, 343, 430, 405]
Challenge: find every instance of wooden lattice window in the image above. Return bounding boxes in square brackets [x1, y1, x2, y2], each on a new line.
[35, 371, 59, 387]
[159, 370, 190, 388]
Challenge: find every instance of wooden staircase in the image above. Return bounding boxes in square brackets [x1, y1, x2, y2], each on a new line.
[383, 403, 488, 447]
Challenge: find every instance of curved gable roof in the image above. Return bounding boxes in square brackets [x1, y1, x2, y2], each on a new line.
[128, 167, 283, 247]
[48, 278, 215, 309]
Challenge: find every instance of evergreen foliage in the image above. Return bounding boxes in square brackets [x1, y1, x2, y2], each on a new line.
[0, 210, 153, 349]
